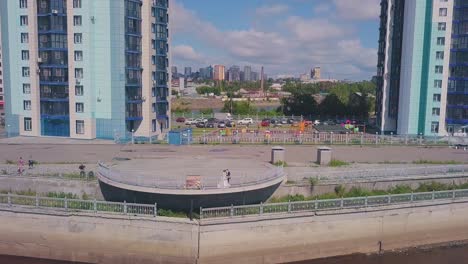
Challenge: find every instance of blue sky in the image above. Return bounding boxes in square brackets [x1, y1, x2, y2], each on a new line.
[171, 0, 380, 80]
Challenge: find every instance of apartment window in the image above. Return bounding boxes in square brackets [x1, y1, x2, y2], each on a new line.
[152, 103, 156, 112]
[76, 120, 85, 134]
[73, 16, 82, 26]
[75, 68, 83, 78]
[432, 108, 440, 116]
[23, 84, 31, 94]
[75, 86, 83, 96]
[74, 33, 82, 44]
[73, 0, 82, 8]
[435, 65, 443, 74]
[152, 119, 157, 132]
[436, 51, 444, 60]
[19, 0, 27, 8]
[20, 33, 29, 43]
[433, 94, 441, 102]
[431, 122, 439, 133]
[76, 103, 84, 113]
[24, 118, 32, 131]
[152, 55, 156, 65]
[74, 51, 83, 61]
[20, 16, 28, 26]
[438, 22, 446, 31]
[21, 50, 29, 60]
[23, 100, 31, 110]
[437, 37, 445, 45]
[22, 67, 30, 77]
[439, 8, 447, 17]
[434, 80, 442, 88]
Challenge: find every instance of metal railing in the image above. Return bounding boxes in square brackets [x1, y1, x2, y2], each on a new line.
[307, 165, 468, 183]
[0, 193, 157, 217]
[200, 188, 468, 220]
[97, 162, 285, 190]
[194, 132, 465, 146]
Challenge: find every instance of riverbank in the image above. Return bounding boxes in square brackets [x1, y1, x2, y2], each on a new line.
[292, 240, 468, 264]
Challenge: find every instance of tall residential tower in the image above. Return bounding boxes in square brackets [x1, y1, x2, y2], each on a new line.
[376, 0, 453, 136]
[0, 0, 171, 139]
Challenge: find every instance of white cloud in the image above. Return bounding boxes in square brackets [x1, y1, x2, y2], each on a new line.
[255, 4, 289, 16]
[172, 45, 204, 62]
[332, 0, 380, 20]
[314, 3, 332, 15]
[171, 0, 378, 80]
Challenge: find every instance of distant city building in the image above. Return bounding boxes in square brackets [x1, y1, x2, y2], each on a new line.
[239, 71, 245, 82]
[213, 65, 225, 81]
[0, 0, 170, 139]
[171, 66, 178, 77]
[300, 74, 310, 82]
[251, 72, 259, 81]
[244, 66, 252, 81]
[184, 67, 192, 78]
[179, 77, 185, 92]
[376, 0, 454, 136]
[311, 67, 321, 80]
[228, 65, 240, 82]
[199, 65, 213, 80]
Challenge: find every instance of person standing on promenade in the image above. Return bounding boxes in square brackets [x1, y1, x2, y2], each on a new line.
[17, 157, 24, 175]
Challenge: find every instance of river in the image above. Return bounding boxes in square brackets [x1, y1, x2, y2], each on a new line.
[2, 242, 468, 264]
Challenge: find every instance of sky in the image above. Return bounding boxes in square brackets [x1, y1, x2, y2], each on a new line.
[171, 0, 380, 80]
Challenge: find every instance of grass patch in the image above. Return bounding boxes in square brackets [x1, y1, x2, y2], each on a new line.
[329, 159, 350, 167]
[413, 160, 462, 165]
[269, 181, 468, 204]
[157, 208, 189, 218]
[273, 161, 287, 167]
[5, 160, 15, 165]
[286, 180, 297, 185]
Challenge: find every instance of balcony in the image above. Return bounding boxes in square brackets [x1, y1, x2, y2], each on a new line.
[41, 92, 69, 102]
[153, 0, 168, 8]
[126, 95, 144, 103]
[126, 111, 143, 121]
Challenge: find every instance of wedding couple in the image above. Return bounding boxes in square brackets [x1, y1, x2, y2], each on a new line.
[218, 169, 232, 188]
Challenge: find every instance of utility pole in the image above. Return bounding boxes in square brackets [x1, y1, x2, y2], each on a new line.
[260, 66, 265, 97]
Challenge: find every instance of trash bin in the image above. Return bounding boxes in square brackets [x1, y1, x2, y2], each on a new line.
[271, 146, 285, 164]
[317, 147, 332, 165]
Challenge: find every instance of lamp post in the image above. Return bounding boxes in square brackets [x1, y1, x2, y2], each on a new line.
[6, 124, 10, 138]
[131, 129, 135, 144]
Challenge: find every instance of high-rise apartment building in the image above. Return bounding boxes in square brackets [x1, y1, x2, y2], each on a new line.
[199, 65, 212, 80]
[311, 67, 321, 80]
[171, 66, 177, 77]
[447, 0, 468, 134]
[244, 66, 252, 82]
[228, 65, 240, 82]
[0, 0, 171, 139]
[184, 66, 191, 77]
[376, 0, 453, 136]
[0, 18, 4, 117]
[213, 64, 225, 81]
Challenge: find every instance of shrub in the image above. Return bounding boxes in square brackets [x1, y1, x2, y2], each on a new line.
[334, 185, 346, 197]
[329, 159, 349, 167]
[309, 177, 319, 187]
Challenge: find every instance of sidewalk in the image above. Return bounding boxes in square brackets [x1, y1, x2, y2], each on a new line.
[0, 136, 115, 145]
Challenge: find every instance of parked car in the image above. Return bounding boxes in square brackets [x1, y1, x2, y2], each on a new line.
[185, 118, 196, 125]
[195, 121, 207, 128]
[207, 118, 220, 123]
[271, 119, 282, 126]
[238, 118, 254, 125]
[280, 118, 288, 124]
[261, 119, 271, 127]
[225, 120, 234, 127]
[194, 118, 208, 123]
[314, 120, 321, 125]
[205, 121, 216, 128]
[217, 121, 226, 128]
[176, 117, 186, 123]
[323, 119, 336, 125]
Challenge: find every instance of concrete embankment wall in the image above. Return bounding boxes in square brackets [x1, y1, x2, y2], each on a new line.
[1, 202, 468, 263]
[273, 176, 468, 198]
[0, 208, 198, 264]
[198, 202, 468, 263]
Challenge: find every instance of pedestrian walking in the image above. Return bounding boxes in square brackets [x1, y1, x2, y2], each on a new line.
[28, 158, 34, 169]
[17, 157, 24, 175]
[226, 169, 231, 183]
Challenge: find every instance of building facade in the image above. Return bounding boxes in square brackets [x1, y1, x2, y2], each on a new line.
[311, 67, 321, 80]
[0, 17, 3, 117]
[184, 66, 191, 77]
[376, 0, 453, 136]
[0, 0, 171, 139]
[448, 0, 468, 133]
[213, 64, 225, 81]
[228, 65, 240, 82]
[243, 66, 251, 82]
